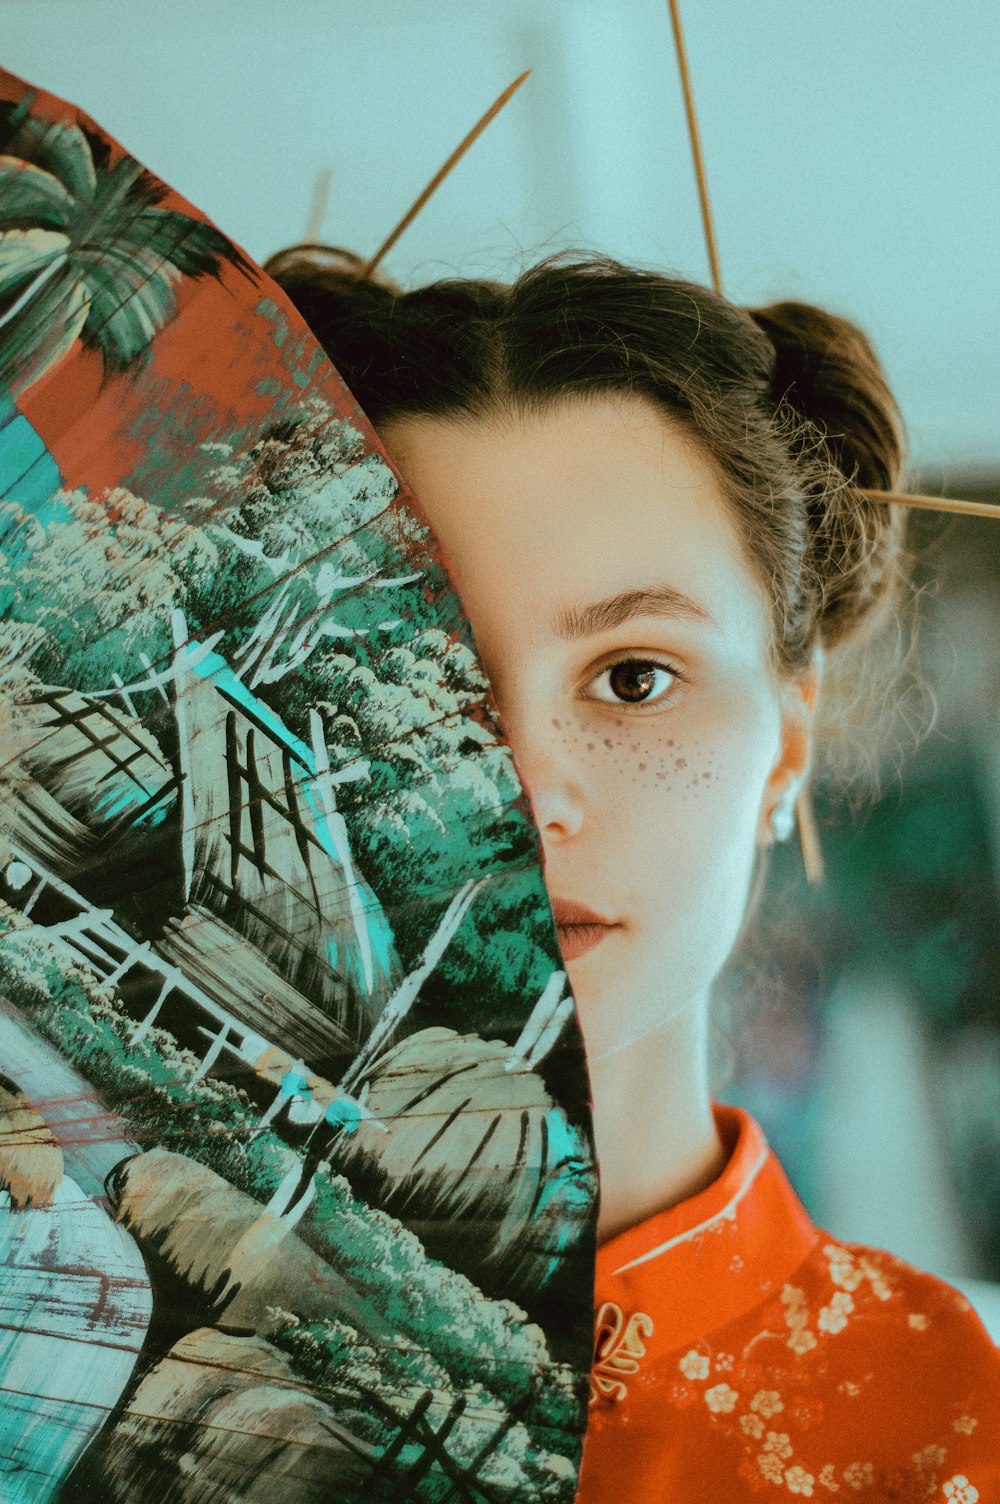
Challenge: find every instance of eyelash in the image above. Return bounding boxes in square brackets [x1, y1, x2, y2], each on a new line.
[581, 655, 683, 713]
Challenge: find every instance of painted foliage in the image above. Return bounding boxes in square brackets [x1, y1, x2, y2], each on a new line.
[0, 71, 597, 1503]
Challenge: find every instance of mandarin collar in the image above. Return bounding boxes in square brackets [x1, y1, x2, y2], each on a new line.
[594, 1104, 819, 1355]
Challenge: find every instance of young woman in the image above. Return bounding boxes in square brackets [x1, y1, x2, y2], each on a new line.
[268, 248, 999, 1500]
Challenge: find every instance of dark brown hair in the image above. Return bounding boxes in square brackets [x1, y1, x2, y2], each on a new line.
[265, 245, 907, 676]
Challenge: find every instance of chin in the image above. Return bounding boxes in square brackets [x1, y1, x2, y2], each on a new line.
[567, 948, 706, 1062]
[560, 941, 615, 993]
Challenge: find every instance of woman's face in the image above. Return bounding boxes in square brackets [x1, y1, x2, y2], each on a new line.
[382, 395, 814, 1061]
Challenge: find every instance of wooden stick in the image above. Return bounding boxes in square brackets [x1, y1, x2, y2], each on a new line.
[360, 70, 532, 280]
[664, 1, 831, 886]
[796, 787, 826, 887]
[803, 481, 998, 880]
[305, 167, 333, 242]
[666, 0, 722, 295]
[865, 488, 1000, 520]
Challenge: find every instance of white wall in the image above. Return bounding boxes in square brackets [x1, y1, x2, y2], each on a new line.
[3, 0, 998, 467]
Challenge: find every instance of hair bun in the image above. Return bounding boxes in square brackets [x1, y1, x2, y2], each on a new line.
[747, 301, 907, 649]
[747, 301, 903, 491]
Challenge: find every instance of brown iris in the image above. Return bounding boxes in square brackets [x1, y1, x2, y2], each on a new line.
[608, 661, 659, 703]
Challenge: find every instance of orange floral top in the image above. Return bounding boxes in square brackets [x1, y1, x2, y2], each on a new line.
[578, 1105, 999, 1502]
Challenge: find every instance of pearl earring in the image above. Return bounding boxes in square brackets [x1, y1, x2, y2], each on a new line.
[769, 784, 801, 843]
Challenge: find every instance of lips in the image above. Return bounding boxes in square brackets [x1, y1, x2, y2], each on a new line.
[550, 898, 619, 961]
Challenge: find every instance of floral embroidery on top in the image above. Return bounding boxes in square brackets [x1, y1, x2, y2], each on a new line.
[818, 1291, 854, 1335]
[656, 1270, 977, 1501]
[679, 1348, 710, 1381]
[784, 1465, 815, 1495]
[823, 1242, 896, 1303]
[590, 1300, 654, 1405]
[825, 1244, 864, 1292]
[704, 1383, 739, 1414]
[942, 1479, 979, 1504]
[583, 1112, 1000, 1503]
[782, 1283, 818, 1354]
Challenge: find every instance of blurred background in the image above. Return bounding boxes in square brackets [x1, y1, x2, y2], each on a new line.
[3, 0, 998, 1327]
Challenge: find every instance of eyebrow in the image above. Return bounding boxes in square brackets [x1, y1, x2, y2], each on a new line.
[551, 584, 717, 639]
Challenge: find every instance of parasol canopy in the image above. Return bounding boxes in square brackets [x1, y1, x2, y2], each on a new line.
[0, 68, 597, 1504]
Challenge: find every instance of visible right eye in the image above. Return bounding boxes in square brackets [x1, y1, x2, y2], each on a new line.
[581, 656, 680, 711]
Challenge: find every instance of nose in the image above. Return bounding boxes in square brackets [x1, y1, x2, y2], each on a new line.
[529, 780, 585, 842]
[503, 711, 586, 843]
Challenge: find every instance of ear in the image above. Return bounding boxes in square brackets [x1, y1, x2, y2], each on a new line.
[757, 654, 823, 846]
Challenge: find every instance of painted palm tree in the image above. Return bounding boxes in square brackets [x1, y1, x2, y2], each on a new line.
[0, 94, 250, 399]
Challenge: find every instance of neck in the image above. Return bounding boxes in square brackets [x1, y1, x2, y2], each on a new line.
[586, 994, 727, 1245]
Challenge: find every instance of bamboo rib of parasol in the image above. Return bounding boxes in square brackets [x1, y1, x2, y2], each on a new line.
[305, 166, 333, 242]
[665, 0, 827, 881]
[360, 70, 532, 279]
[666, 0, 722, 296]
[865, 488, 1000, 520]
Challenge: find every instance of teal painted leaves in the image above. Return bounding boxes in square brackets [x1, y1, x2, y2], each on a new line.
[0, 97, 249, 398]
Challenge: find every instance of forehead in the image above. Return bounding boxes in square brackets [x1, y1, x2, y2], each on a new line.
[381, 394, 771, 651]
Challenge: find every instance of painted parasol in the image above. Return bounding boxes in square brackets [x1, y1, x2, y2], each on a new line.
[0, 69, 597, 1503]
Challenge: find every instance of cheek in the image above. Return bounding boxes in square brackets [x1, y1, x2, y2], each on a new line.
[571, 708, 768, 809]
[553, 685, 779, 856]
[557, 721, 693, 784]
[586, 699, 775, 898]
